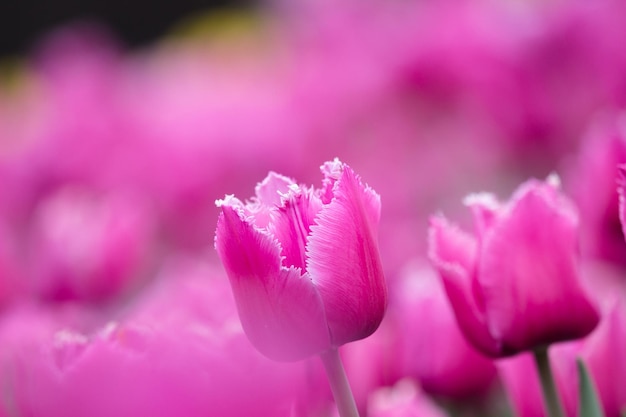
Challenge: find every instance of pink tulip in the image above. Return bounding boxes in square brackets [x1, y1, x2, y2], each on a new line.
[0, 221, 24, 308]
[27, 187, 155, 303]
[567, 115, 626, 265]
[340, 314, 398, 412]
[391, 261, 496, 399]
[555, 263, 626, 417]
[428, 176, 599, 357]
[5, 260, 309, 417]
[215, 158, 387, 361]
[498, 351, 572, 417]
[575, 299, 626, 417]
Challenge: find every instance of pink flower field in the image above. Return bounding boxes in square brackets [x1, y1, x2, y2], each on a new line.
[1, 0, 626, 416]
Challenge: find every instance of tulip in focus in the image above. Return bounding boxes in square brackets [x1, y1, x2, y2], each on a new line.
[214, 158, 386, 362]
[215, 158, 386, 417]
[428, 175, 599, 357]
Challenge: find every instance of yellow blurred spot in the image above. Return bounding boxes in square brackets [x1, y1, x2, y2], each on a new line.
[167, 8, 268, 44]
[0, 57, 28, 91]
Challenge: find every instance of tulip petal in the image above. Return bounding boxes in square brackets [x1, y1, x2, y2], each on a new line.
[463, 192, 500, 237]
[428, 215, 501, 356]
[306, 165, 386, 346]
[255, 172, 294, 207]
[269, 189, 323, 271]
[478, 180, 599, 352]
[428, 216, 500, 356]
[236, 173, 295, 229]
[215, 206, 330, 361]
[617, 165, 626, 240]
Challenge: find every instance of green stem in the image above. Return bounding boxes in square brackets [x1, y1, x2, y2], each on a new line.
[320, 347, 360, 417]
[533, 347, 566, 417]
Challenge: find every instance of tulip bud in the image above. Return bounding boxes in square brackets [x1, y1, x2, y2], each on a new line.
[429, 176, 599, 357]
[215, 158, 387, 361]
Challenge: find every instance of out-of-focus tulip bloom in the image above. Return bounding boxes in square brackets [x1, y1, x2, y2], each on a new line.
[575, 300, 626, 417]
[215, 158, 386, 361]
[499, 351, 572, 417]
[27, 187, 154, 303]
[567, 115, 626, 265]
[367, 379, 448, 417]
[557, 263, 626, 417]
[340, 314, 397, 412]
[4, 260, 309, 417]
[428, 176, 599, 357]
[391, 261, 496, 399]
[0, 222, 24, 308]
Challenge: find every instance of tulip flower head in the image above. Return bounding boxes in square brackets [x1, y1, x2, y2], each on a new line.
[428, 175, 599, 357]
[215, 159, 387, 361]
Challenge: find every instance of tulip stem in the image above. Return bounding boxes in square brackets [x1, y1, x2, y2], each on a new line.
[533, 347, 565, 417]
[320, 347, 360, 417]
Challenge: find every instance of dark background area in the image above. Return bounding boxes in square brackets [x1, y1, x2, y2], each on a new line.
[0, 0, 252, 58]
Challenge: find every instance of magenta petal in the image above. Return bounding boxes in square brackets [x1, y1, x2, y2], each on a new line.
[306, 165, 386, 347]
[428, 215, 477, 273]
[269, 190, 323, 270]
[478, 180, 599, 352]
[428, 216, 500, 356]
[255, 172, 294, 207]
[463, 192, 500, 237]
[240, 173, 295, 229]
[618, 165, 626, 241]
[215, 206, 331, 361]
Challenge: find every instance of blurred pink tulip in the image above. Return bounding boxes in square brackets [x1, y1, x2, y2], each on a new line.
[0, 222, 24, 308]
[391, 261, 496, 399]
[567, 114, 626, 265]
[27, 187, 155, 303]
[215, 158, 387, 361]
[558, 264, 626, 417]
[5, 260, 309, 417]
[499, 351, 572, 417]
[575, 299, 626, 417]
[340, 314, 398, 412]
[429, 176, 599, 357]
